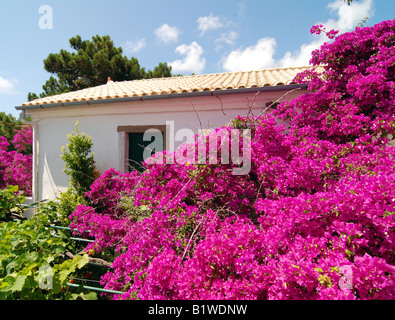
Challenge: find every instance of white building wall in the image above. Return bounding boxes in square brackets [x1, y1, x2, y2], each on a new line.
[27, 90, 304, 201]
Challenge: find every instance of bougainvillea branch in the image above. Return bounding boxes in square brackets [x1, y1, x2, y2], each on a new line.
[0, 126, 32, 196]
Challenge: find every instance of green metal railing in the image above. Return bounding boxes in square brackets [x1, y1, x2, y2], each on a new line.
[49, 224, 95, 243]
[48, 224, 124, 296]
[66, 282, 123, 295]
[16, 199, 125, 297]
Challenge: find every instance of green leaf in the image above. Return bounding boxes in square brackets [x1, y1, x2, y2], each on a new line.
[24, 252, 39, 264]
[0, 281, 11, 291]
[9, 275, 27, 293]
[6, 260, 17, 274]
[77, 254, 90, 268]
[383, 211, 395, 217]
[46, 255, 55, 264]
[58, 268, 73, 283]
[81, 291, 98, 300]
[51, 275, 63, 295]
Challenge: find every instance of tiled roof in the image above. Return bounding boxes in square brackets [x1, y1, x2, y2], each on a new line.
[21, 66, 322, 107]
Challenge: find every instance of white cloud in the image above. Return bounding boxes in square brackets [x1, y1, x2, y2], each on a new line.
[327, 0, 374, 32]
[279, 0, 374, 68]
[221, 0, 374, 71]
[222, 38, 277, 71]
[124, 38, 146, 53]
[216, 31, 239, 46]
[238, 2, 247, 18]
[215, 31, 240, 52]
[154, 24, 181, 44]
[279, 39, 324, 68]
[0, 76, 16, 94]
[169, 42, 206, 74]
[197, 13, 224, 36]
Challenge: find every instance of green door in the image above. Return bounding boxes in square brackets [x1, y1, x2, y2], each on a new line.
[128, 131, 164, 172]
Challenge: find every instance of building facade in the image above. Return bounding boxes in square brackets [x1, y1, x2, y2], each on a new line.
[16, 67, 319, 202]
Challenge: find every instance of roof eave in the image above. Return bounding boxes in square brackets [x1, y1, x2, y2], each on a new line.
[15, 83, 307, 111]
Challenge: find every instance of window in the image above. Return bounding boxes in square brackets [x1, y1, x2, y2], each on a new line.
[118, 125, 166, 172]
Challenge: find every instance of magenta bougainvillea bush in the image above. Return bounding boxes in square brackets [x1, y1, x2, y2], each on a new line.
[70, 20, 395, 300]
[0, 126, 32, 196]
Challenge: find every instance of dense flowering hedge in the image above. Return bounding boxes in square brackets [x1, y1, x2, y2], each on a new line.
[69, 20, 395, 300]
[0, 126, 32, 196]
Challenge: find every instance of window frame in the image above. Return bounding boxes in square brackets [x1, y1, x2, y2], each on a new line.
[117, 125, 167, 172]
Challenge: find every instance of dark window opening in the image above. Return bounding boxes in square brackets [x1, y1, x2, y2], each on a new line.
[128, 131, 164, 172]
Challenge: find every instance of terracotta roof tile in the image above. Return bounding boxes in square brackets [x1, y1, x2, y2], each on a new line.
[21, 66, 323, 106]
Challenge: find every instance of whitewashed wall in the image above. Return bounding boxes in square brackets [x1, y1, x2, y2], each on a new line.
[27, 89, 304, 202]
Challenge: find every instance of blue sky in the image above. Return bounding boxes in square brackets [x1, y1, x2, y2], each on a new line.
[0, 0, 394, 117]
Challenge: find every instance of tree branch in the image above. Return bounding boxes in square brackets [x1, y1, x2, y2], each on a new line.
[64, 251, 112, 268]
[0, 212, 28, 222]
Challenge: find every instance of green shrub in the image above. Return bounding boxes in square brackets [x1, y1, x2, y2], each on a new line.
[0, 185, 25, 220]
[61, 122, 96, 197]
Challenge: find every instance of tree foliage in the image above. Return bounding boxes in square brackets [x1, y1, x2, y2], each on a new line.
[0, 113, 25, 149]
[28, 35, 174, 100]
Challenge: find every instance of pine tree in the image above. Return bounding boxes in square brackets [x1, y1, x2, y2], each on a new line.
[28, 35, 174, 101]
